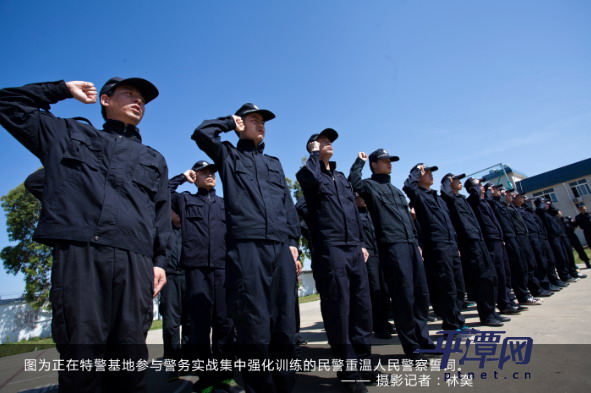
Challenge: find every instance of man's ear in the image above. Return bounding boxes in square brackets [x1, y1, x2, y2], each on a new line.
[370, 161, 376, 171]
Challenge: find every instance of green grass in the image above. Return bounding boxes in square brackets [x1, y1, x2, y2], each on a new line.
[0, 336, 55, 358]
[150, 319, 162, 331]
[298, 293, 320, 304]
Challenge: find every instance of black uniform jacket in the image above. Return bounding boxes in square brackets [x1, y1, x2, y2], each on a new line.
[487, 194, 517, 238]
[169, 174, 226, 269]
[348, 157, 417, 245]
[403, 168, 457, 246]
[507, 204, 529, 236]
[296, 151, 364, 249]
[536, 207, 563, 238]
[467, 188, 504, 241]
[191, 116, 300, 246]
[0, 81, 171, 268]
[574, 212, 591, 232]
[440, 177, 483, 241]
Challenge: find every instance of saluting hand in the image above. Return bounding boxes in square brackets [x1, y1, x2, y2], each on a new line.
[358, 152, 368, 161]
[232, 115, 245, 132]
[183, 169, 197, 183]
[417, 164, 426, 176]
[308, 141, 320, 152]
[65, 81, 97, 104]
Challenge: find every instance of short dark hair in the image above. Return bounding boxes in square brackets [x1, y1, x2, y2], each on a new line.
[100, 89, 115, 120]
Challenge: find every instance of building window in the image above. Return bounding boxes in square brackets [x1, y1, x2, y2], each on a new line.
[532, 188, 558, 203]
[569, 179, 591, 198]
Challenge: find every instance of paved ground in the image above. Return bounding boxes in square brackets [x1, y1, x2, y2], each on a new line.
[2, 265, 591, 392]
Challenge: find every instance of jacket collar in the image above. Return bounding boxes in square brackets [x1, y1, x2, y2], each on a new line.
[237, 139, 265, 153]
[371, 173, 390, 183]
[103, 120, 142, 142]
[197, 188, 217, 197]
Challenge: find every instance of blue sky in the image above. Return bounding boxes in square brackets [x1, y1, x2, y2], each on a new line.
[1, 0, 590, 298]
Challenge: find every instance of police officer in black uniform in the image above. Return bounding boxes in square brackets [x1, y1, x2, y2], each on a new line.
[192, 104, 300, 393]
[403, 164, 469, 332]
[349, 150, 434, 358]
[465, 178, 514, 318]
[534, 198, 573, 282]
[440, 174, 505, 325]
[505, 192, 546, 302]
[575, 203, 591, 259]
[354, 192, 394, 339]
[564, 214, 591, 268]
[169, 160, 238, 393]
[297, 129, 373, 393]
[0, 77, 171, 393]
[486, 185, 532, 310]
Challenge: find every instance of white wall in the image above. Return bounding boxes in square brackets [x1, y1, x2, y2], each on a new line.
[0, 298, 52, 344]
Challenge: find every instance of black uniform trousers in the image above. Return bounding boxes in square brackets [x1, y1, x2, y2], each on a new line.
[312, 245, 373, 380]
[159, 272, 191, 362]
[548, 237, 572, 281]
[458, 245, 478, 302]
[503, 237, 530, 302]
[484, 239, 512, 311]
[225, 239, 297, 393]
[365, 254, 391, 335]
[568, 233, 590, 265]
[377, 242, 433, 356]
[457, 239, 498, 321]
[422, 242, 466, 330]
[560, 236, 580, 277]
[186, 267, 234, 384]
[584, 230, 591, 254]
[515, 234, 543, 298]
[542, 241, 562, 285]
[51, 241, 153, 393]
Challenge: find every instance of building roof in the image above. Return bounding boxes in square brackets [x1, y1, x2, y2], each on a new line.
[516, 158, 591, 194]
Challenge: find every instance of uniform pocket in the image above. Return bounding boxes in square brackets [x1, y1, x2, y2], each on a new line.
[133, 157, 161, 196]
[185, 201, 204, 219]
[61, 131, 102, 171]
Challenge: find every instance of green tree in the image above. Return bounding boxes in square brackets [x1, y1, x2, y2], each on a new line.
[1, 182, 52, 309]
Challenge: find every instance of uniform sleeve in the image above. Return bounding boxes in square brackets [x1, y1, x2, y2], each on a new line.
[284, 186, 302, 248]
[402, 167, 421, 201]
[348, 157, 367, 194]
[0, 81, 72, 159]
[295, 151, 322, 192]
[168, 173, 187, 215]
[440, 176, 454, 202]
[191, 116, 236, 167]
[24, 167, 46, 201]
[152, 158, 173, 269]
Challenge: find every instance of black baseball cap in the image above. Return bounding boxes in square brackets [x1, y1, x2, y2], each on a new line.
[369, 149, 399, 163]
[576, 202, 586, 208]
[442, 173, 465, 184]
[491, 184, 505, 190]
[464, 177, 480, 190]
[234, 103, 275, 122]
[413, 163, 438, 173]
[100, 77, 159, 103]
[306, 128, 339, 152]
[192, 160, 217, 173]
